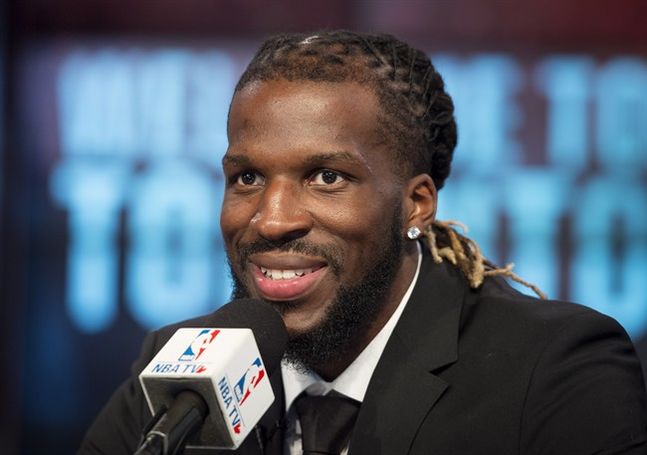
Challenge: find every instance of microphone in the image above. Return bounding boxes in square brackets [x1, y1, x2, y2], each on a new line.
[135, 298, 288, 455]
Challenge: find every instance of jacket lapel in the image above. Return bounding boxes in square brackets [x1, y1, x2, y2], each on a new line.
[348, 252, 465, 455]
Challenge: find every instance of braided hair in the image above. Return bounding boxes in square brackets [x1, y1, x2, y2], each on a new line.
[234, 30, 545, 299]
[235, 30, 456, 188]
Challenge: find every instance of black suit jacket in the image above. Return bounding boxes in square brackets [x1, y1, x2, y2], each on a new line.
[80, 250, 647, 454]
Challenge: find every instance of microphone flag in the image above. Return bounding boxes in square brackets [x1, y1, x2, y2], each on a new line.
[139, 327, 275, 450]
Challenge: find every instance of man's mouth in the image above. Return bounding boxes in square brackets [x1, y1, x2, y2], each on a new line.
[249, 254, 328, 301]
[259, 266, 318, 280]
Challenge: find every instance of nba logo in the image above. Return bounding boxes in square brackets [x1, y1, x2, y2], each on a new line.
[178, 329, 220, 361]
[234, 357, 266, 405]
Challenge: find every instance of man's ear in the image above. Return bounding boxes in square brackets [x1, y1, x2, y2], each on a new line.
[404, 174, 437, 230]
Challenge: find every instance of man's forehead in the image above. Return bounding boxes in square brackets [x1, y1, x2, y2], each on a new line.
[227, 79, 386, 150]
[231, 79, 379, 112]
[222, 150, 368, 168]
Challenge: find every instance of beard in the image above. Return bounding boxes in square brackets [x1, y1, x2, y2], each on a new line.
[227, 205, 405, 374]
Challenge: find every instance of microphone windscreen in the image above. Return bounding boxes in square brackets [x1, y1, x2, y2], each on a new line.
[139, 298, 288, 449]
[205, 298, 288, 375]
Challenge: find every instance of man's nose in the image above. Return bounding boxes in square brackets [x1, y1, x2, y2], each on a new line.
[250, 179, 312, 242]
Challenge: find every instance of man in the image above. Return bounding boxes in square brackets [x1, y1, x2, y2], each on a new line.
[80, 31, 647, 454]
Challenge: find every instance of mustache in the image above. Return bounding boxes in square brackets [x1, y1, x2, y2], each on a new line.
[236, 238, 343, 276]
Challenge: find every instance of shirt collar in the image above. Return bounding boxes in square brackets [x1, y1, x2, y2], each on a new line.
[281, 242, 423, 410]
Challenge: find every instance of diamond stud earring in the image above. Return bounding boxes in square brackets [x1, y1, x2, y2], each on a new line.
[407, 226, 422, 240]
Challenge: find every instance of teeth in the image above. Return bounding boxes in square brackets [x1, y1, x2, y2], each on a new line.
[260, 267, 316, 280]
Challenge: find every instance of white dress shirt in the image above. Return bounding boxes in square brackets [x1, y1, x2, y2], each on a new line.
[281, 243, 423, 455]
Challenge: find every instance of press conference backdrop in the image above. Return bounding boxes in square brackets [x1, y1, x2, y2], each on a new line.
[36, 46, 647, 333]
[10, 32, 647, 455]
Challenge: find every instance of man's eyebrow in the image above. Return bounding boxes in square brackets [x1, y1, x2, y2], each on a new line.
[222, 151, 365, 167]
[222, 154, 251, 167]
[303, 151, 365, 166]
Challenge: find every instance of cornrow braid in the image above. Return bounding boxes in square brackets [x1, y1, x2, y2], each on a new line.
[234, 30, 456, 188]
[235, 30, 545, 299]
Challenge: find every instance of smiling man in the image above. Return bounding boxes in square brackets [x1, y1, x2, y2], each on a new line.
[81, 31, 647, 455]
[222, 79, 423, 382]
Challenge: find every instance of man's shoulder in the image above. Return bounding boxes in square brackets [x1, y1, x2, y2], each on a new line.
[417, 257, 627, 343]
[408, 257, 633, 363]
[416, 252, 624, 340]
[469, 275, 625, 339]
[453, 274, 637, 378]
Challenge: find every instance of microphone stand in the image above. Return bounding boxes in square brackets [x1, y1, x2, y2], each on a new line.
[134, 390, 208, 455]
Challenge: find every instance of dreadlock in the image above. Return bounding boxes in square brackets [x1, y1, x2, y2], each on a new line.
[235, 30, 545, 299]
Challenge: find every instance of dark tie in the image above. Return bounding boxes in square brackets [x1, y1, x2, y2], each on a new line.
[294, 390, 360, 455]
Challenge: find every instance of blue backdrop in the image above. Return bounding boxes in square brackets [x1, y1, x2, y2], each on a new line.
[12, 41, 647, 453]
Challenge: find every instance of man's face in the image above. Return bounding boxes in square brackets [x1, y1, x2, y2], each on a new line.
[221, 80, 414, 371]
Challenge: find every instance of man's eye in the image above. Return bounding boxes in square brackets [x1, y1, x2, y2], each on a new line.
[236, 171, 265, 186]
[310, 170, 345, 185]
